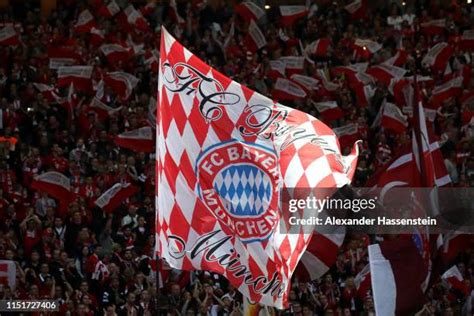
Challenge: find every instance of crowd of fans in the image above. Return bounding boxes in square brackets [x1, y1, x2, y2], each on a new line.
[0, 0, 473, 315]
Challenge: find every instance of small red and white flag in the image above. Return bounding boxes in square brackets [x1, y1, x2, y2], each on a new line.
[354, 264, 371, 298]
[460, 30, 474, 51]
[279, 6, 308, 26]
[90, 27, 105, 46]
[57, 66, 93, 92]
[74, 9, 97, 33]
[422, 42, 453, 72]
[442, 265, 469, 296]
[380, 101, 408, 134]
[332, 62, 368, 77]
[100, 44, 132, 63]
[366, 64, 407, 86]
[296, 231, 345, 281]
[402, 105, 437, 123]
[89, 97, 122, 120]
[31, 171, 73, 201]
[441, 233, 472, 267]
[272, 78, 307, 100]
[245, 20, 266, 52]
[95, 183, 139, 213]
[0, 261, 16, 289]
[344, 0, 367, 20]
[235, 1, 265, 21]
[431, 76, 463, 107]
[383, 50, 409, 67]
[121, 5, 149, 32]
[104, 71, 139, 99]
[420, 19, 446, 35]
[353, 39, 382, 59]
[144, 49, 160, 73]
[334, 123, 359, 149]
[141, 2, 156, 16]
[354, 83, 375, 107]
[98, 0, 120, 18]
[267, 60, 286, 79]
[49, 58, 75, 70]
[280, 56, 305, 76]
[33, 83, 60, 102]
[290, 74, 319, 92]
[115, 126, 154, 153]
[312, 101, 344, 122]
[47, 45, 82, 62]
[0, 25, 20, 46]
[389, 78, 412, 107]
[305, 38, 331, 57]
[169, 0, 185, 24]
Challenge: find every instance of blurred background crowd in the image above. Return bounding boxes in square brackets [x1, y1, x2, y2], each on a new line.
[0, 0, 473, 315]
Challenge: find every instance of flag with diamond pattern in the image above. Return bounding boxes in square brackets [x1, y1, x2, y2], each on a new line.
[155, 28, 360, 308]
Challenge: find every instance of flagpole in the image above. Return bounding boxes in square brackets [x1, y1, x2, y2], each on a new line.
[412, 19, 428, 187]
[155, 255, 161, 315]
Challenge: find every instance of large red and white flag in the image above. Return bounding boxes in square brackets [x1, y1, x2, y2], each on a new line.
[368, 140, 450, 188]
[0, 25, 20, 46]
[272, 78, 307, 100]
[57, 66, 93, 92]
[235, 1, 265, 21]
[100, 44, 132, 63]
[311, 101, 344, 122]
[245, 20, 266, 52]
[279, 6, 308, 26]
[104, 71, 139, 99]
[30, 171, 74, 201]
[344, 0, 367, 20]
[98, 0, 120, 18]
[156, 28, 359, 308]
[422, 42, 453, 72]
[95, 183, 139, 213]
[368, 235, 430, 315]
[0, 260, 16, 289]
[115, 126, 154, 153]
[74, 9, 97, 33]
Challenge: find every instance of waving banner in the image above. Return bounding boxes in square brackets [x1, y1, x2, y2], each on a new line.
[155, 28, 359, 308]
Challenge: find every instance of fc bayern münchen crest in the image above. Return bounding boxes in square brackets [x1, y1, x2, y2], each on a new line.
[196, 140, 280, 243]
